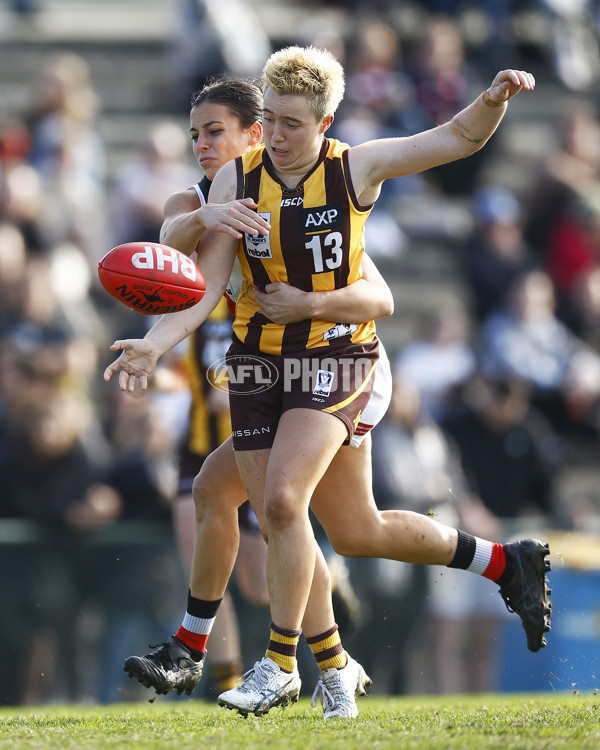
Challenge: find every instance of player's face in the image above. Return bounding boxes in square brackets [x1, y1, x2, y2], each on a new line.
[262, 87, 332, 175]
[190, 102, 260, 181]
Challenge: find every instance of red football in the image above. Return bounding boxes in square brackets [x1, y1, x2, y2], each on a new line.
[98, 242, 206, 315]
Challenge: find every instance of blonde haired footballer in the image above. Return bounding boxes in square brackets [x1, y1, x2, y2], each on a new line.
[105, 46, 551, 718]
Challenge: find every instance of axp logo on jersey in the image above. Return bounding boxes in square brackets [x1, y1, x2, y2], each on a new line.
[299, 202, 344, 232]
[245, 213, 272, 259]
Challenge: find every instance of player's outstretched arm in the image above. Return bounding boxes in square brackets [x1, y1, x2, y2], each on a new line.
[104, 236, 236, 391]
[349, 69, 535, 204]
[254, 253, 393, 325]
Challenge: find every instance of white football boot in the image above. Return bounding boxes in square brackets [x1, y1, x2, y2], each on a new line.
[311, 654, 372, 719]
[218, 657, 301, 716]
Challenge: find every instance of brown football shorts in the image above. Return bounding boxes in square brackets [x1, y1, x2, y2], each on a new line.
[225, 336, 380, 451]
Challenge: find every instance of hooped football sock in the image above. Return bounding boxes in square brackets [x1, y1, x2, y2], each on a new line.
[175, 590, 222, 658]
[448, 530, 513, 584]
[306, 624, 347, 671]
[265, 622, 302, 673]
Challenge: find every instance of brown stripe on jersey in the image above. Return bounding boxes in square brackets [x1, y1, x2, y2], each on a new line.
[241, 311, 268, 351]
[323, 147, 351, 290]
[281, 319, 311, 353]
[242, 158, 262, 204]
[342, 148, 375, 213]
[239, 160, 270, 285]
[185, 323, 232, 455]
[277, 183, 310, 352]
[242, 236, 272, 292]
[238, 161, 272, 292]
[235, 155, 245, 200]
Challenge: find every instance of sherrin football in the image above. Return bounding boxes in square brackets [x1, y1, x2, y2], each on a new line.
[98, 242, 206, 315]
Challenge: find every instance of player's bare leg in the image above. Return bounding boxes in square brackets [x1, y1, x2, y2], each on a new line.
[236, 527, 268, 607]
[247, 410, 347, 631]
[311, 435, 551, 652]
[174, 493, 243, 690]
[189, 439, 243, 599]
[311, 436, 458, 563]
[123, 440, 245, 695]
[219, 409, 363, 716]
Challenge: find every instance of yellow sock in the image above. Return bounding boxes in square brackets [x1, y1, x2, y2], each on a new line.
[211, 661, 242, 693]
[306, 624, 347, 672]
[265, 622, 301, 673]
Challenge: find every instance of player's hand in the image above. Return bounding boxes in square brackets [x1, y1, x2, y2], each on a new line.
[486, 69, 535, 105]
[254, 282, 313, 324]
[202, 198, 271, 239]
[103, 339, 159, 392]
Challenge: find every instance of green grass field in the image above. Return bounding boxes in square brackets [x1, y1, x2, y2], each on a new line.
[1, 693, 598, 750]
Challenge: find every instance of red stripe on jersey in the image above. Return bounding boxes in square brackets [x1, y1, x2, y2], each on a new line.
[482, 543, 507, 582]
[354, 422, 374, 435]
[175, 626, 209, 653]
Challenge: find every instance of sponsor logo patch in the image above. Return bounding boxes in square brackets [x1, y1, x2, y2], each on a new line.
[323, 323, 358, 341]
[313, 369, 335, 397]
[245, 213, 272, 258]
[299, 203, 344, 233]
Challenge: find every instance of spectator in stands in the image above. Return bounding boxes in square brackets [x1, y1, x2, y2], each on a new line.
[27, 53, 107, 263]
[343, 20, 412, 133]
[461, 185, 536, 322]
[169, 0, 270, 109]
[0, 361, 120, 703]
[535, 0, 600, 91]
[0, 161, 46, 254]
[568, 265, 600, 350]
[395, 303, 476, 422]
[0, 223, 28, 337]
[442, 374, 566, 524]
[108, 120, 197, 247]
[477, 269, 600, 438]
[404, 14, 485, 196]
[524, 102, 600, 323]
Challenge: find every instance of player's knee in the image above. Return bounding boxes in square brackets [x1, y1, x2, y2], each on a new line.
[326, 525, 368, 558]
[264, 484, 300, 529]
[328, 537, 360, 558]
[191, 468, 220, 514]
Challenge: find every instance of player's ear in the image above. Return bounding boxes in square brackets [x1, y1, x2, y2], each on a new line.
[320, 115, 334, 134]
[249, 122, 263, 145]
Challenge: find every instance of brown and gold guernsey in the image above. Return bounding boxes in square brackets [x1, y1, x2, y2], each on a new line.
[232, 138, 377, 356]
[181, 297, 232, 457]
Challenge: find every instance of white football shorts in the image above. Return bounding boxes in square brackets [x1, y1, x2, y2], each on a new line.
[350, 338, 392, 448]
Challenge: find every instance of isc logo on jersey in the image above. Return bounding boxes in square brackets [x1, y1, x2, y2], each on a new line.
[245, 212, 272, 259]
[281, 196, 303, 207]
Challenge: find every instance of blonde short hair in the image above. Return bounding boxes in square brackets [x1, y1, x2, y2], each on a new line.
[262, 45, 345, 121]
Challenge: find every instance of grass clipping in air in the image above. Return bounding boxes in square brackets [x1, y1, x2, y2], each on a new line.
[1, 693, 599, 750]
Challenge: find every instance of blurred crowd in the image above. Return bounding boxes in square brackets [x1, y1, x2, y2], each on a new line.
[2, 0, 600, 705]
